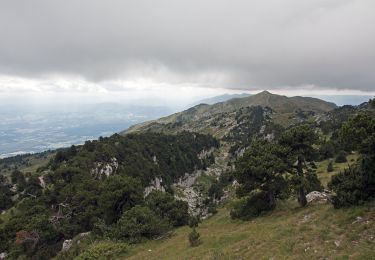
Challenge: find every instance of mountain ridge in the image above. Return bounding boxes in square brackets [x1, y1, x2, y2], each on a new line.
[123, 91, 337, 136]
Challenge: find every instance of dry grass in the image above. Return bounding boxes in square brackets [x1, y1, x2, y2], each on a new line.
[124, 200, 375, 260]
[316, 153, 359, 187]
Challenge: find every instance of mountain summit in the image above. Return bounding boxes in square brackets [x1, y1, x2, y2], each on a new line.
[124, 91, 337, 137]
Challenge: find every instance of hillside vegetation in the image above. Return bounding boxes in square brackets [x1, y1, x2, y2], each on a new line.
[124, 91, 337, 136]
[126, 201, 375, 260]
[1, 92, 374, 259]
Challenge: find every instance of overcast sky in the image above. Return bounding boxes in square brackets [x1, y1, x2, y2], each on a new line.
[0, 0, 374, 105]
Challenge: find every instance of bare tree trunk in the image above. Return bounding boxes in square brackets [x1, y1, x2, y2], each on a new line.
[267, 190, 276, 209]
[298, 187, 307, 207]
[297, 156, 307, 207]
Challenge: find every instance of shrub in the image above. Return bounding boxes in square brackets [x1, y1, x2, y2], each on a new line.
[230, 191, 274, 220]
[188, 228, 201, 247]
[329, 157, 375, 208]
[188, 216, 201, 228]
[327, 161, 334, 172]
[75, 241, 128, 260]
[335, 151, 347, 163]
[146, 191, 189, 227]
[305, 169, 323, 192]
[113, 206, 171, 243]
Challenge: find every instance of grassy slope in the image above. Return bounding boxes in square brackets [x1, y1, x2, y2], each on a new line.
[123, 153, 375, 260]
[0, 152, 54, 177]
[316, 153, 359, 188]
[126, 202, 375, 260]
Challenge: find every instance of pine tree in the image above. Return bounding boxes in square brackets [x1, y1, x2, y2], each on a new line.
[279, 125, 320, 207]
[234, 139, 289, 209]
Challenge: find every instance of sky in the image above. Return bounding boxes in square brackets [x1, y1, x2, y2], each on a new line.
[0, 0, 374, 106]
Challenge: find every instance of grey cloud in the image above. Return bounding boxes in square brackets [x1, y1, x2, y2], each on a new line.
[0, 0, 374, 91]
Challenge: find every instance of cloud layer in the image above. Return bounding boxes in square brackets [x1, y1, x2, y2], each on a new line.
[0, 0, 374, 91]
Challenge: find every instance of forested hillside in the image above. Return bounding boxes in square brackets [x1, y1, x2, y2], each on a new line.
[0, 132, 218, 259]
[0, 93, 374, 259]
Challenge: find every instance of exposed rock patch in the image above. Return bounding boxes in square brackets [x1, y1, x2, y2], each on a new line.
[144, 177, 165, 197]
[306, 191, 331, 204]
[62, 239, 73, 252]
[90, 157, 118, 179]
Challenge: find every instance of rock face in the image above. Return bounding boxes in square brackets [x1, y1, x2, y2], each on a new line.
[198, 148, 215, 160]
[306, 191, 330, 204]
[144, 177, 165, 197]
[39, 176, 46, 188]
[90, 157, 119, 179]
[62, 239, 73, 252]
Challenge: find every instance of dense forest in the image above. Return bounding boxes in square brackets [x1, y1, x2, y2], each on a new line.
[0, 132, 218, 259]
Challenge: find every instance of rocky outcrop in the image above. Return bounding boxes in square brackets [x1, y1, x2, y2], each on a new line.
[61, 232, 91, 253]
[306, 191, 331, 204]
[39, 176, 46, 188]
[144, 177, 165, 197]
[90, 157, 119, 179]
[177, 172, 202, 188]
[62, 239, 73, 252]
[198, 148, 215, 160]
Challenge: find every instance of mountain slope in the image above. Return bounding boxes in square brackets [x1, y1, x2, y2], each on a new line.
[126, 201, 375, 260]
[123, 91, 337, 138]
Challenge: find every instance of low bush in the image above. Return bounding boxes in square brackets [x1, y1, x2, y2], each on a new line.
[75, 241, 128, 260]
[335, 151, 348, 163]
[188, 228, 201, 247]
[230, 191, 274, 220]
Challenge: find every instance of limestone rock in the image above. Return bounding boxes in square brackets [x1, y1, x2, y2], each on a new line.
[90, 157, 119, 179]
[306, 191, 330, 204]
[62, 239, 73, 252]
[144, 177, 165, 197]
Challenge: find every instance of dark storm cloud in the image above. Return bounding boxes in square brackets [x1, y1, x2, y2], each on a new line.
[0, 0, 374, 91]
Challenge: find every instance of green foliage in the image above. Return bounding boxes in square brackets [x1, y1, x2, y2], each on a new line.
[11, 170, 26, 191]
[329, 113, 375, 208]
[145, 191, 189, 227]
[279, 125, 321, 207]
[24, 175, 42, 197]
[304, 168, 323, 192]
[75, 241, 128, 260]
[328, 164, 375, 208]
[319, 105, 358, 135]
[112, 205, 171, 243]
[230, 191, 275, 220]
[188, 216, 201, 228]
[207, 171, 234, 202]
[335, 150, 347, 163]
[235, 139, 289, 207]
[339, 112, 375, 153]
[0, 131, 217, 258]
[318, 141, 335, 160]
[231, 139, 291, 219]
[99, 175, 143, 224]
[0, 175, 13, 211]
[327, 161, 334, 172]
[188, 228, 201, 247]
[225, 106, 283, 154]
